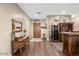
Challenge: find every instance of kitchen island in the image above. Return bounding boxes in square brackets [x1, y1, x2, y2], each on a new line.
[61, 32, 79, 56]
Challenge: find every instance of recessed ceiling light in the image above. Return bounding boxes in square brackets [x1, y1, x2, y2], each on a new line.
[35, 14, 38, 17]
[71, 15, 77, 17]
[35, 12, 41, 18]
[62, 11, 66, 14]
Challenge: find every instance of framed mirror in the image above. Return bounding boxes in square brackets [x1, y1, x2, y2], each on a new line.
[12, 19, 22, 32]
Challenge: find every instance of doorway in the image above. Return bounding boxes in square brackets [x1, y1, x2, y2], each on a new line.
[33, 22, 41, 38]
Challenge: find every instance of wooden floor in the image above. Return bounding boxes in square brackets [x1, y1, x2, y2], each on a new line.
[23, 41, 64, 56]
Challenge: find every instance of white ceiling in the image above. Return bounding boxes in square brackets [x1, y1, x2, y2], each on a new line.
[17, 3, 79, 20]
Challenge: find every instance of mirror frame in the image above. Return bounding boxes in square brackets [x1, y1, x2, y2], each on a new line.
[12, 19, 22, 33]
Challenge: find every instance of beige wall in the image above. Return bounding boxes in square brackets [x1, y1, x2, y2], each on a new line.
[41, 20, 47, 38]
[24, 18, 31, 37]
[72, 16, 79, 31]
[0, 3, 30, 56]
[30, 20, 33, 38]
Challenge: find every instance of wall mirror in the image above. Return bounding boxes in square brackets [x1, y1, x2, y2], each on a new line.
[12, 19, 22, 32]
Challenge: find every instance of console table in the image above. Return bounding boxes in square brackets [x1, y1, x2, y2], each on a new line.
[12, 36, 29, 56]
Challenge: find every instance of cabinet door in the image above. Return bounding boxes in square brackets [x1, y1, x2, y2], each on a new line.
[75, 36, 79, 55]
[63, 34, 68, 55]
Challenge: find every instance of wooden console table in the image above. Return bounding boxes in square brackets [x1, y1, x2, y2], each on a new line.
[12, 36, 29, 56]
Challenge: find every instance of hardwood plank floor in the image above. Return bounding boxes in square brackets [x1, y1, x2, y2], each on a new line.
[23, 41, 64, 56]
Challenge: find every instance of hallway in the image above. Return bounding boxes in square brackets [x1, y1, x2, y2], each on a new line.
[23, 41, 63, 56]
[1, 3, 79, 56]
